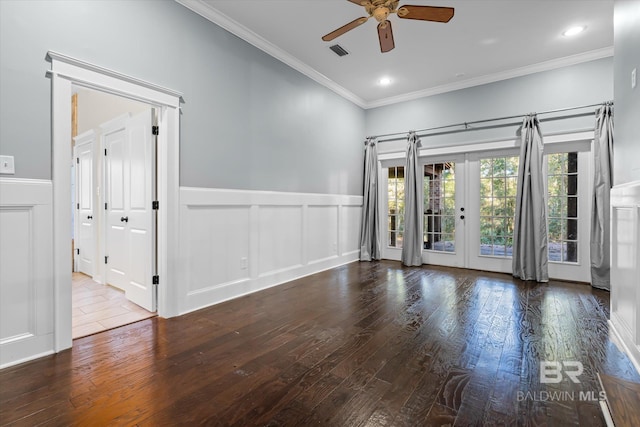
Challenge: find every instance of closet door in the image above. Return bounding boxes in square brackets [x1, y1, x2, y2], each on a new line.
[74, 131, 96, 276]
[104, 117, 130, 292]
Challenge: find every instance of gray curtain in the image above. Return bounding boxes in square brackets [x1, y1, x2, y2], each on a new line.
[401, 132, 423, 266]
[512, 115, 549, 282]
[359, 137, 381, 261]
[590, 103, 613, 290]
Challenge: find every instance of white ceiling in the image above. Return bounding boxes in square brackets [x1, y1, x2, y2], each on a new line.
[177, 0, 613, 109]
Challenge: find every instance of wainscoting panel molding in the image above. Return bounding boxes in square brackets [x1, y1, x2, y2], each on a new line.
[0, 179, 54, 368]
[610, 180, 640, 374]
[179, 188, 362, 314]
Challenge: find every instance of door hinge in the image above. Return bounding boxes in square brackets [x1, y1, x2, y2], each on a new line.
[105, 203, 108, 210]
[152, 275, 159, 285]
[77, 203, 80, 209]
[152, 200, 159, 210]
[105, 256, 109, 264]
[76, 157, 79, 164]
[76, 248, 80, 255]
[152, 126, 159, 136]
[104, 148, 107, 156]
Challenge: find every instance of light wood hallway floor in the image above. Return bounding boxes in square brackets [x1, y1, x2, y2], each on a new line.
[72, 272, 155, 338]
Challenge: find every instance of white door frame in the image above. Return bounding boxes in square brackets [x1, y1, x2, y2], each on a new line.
[48, 51, 181, 353]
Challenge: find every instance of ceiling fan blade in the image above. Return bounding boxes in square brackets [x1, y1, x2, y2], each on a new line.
[396, 5, 454, 22]
[377, 20, 395, 53]
[322, 16, 369, 41]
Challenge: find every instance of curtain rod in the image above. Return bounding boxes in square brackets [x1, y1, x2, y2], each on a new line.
[369, 101, 612, 143]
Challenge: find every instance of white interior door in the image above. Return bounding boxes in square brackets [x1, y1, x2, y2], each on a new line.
[124, 109, 156, 312]
[103, 111, 156, 311]
[74, 131, 95, 276]
[104, 118, 129, 292]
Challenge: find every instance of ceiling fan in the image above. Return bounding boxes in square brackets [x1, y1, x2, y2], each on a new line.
[322, 0, 454, 53]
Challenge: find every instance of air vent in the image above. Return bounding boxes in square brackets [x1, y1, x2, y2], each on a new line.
[329, 44, 349, 57]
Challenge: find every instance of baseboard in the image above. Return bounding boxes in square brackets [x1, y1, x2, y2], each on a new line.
[183, 253, 359, 315]
[609, 315, 640, 376]
[0, 350, 55, 370]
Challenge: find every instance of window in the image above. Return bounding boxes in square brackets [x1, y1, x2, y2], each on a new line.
[479, 156, 519, 257]
[423, 162, 456, 252]
[388, 166, 404, 248]
[547, 152, 578, 263]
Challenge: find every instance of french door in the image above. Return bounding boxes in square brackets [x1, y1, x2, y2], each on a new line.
[466, 150, 520, 273]
[381, 139, 591, 282]
[381, 155, 466, 268]
[421, 156, 466, 267]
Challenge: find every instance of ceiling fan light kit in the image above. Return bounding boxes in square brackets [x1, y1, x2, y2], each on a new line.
[322, 0, 454, 53]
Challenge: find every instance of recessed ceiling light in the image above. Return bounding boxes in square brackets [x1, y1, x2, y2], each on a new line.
[563, 26, 586, 37]
[378, 77, 392, 86]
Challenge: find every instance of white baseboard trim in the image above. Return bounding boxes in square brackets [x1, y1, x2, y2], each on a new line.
[182, 255, 359, 316]
[609, 315, 640, 376]
[0, 350, 55, 370]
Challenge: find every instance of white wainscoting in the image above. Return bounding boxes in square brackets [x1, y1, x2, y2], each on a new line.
[609, 181, 640, 374]
[179, 187, 362, 314]
[0, 179, 54, 368]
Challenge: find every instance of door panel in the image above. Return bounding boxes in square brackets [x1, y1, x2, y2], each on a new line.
[421, 157, 465, 267]
[467, 151, 520, 273]
[124, 109, 156, 311]
[103, 110, 156, 312]
[105, 123, 129, 291]
[75, 138, 95, 276]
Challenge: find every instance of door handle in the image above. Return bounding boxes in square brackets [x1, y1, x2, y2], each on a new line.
[87, 215, 93, 220]
[120, 216, 129, 223]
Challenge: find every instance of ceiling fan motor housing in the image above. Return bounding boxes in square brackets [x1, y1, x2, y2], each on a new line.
[373, 7, 390, 22]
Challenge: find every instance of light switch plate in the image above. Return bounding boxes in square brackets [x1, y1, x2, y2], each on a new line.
[0, 155, 15, 174]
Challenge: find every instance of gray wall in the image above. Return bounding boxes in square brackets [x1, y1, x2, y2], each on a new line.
[366, 58, 613, 152]
[0, 0, 365, 195]
[613, 0, 640, 186]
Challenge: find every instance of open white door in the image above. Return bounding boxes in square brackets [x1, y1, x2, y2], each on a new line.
[104, 116, 130, 292]
[74, 131, 96, 276]
[124, 109, 156, 312]
[103, 111, 156, 311]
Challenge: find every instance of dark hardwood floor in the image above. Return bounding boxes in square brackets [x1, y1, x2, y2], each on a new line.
[1, 261, 639, 426]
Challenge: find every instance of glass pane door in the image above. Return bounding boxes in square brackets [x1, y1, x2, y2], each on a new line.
[467, 151, 521, 273]
[422, 158, 465, 267]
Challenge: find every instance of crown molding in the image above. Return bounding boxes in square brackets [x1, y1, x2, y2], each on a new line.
[176, 0, 367, 108]
[366, 46, 614, 109]
[175, 0, 612, 111]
